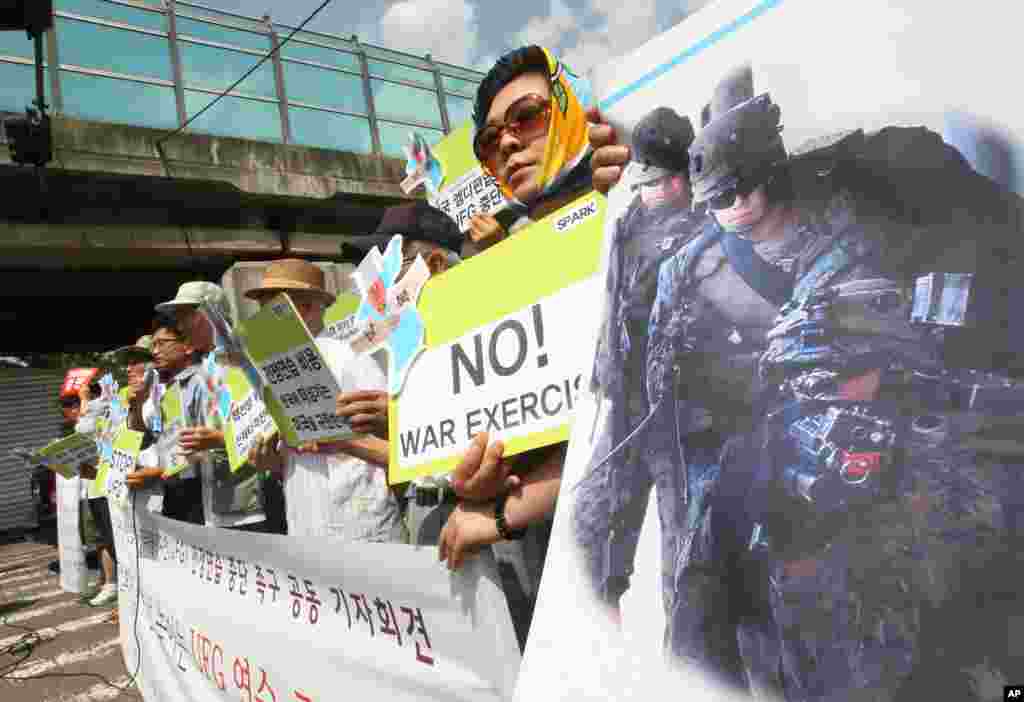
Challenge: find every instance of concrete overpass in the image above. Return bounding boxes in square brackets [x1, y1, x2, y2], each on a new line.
[0, 113, 414, 349]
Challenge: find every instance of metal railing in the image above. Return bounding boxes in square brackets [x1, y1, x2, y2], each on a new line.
[0, 0, 483, 155]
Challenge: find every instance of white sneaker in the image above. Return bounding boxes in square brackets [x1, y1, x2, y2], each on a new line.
[89, 583, 118, 607]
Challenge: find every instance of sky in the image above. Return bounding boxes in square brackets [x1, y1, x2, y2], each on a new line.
[199, 0, 710, 73]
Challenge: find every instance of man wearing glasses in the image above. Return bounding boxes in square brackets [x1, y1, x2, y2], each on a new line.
[125, 320, 206, 525]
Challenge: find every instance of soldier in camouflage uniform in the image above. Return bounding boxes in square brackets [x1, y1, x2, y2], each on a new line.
[635, 66, 1024, 699]
[572, 106, 703, 622]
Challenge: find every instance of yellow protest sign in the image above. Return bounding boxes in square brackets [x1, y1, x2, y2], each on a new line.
[386, 192, 606, 484]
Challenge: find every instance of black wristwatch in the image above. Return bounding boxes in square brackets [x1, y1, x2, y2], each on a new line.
[494, 492, 526, 541]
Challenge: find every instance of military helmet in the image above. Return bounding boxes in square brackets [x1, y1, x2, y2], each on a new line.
[688, 93, 786, 205]
[626, 106, 695, 188]
[688, 64, 787, 205]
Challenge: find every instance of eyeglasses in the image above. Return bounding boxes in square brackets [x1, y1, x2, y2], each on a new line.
[473, 93, 551, 175]
[59, 398, 79, 409]
[708, 176, 770, 211]
[152, 337, 185, 350]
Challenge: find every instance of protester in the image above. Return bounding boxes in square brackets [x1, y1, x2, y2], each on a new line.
[442, 44, 599, 540]
[156, 282, 268, 532]
[123, 321, 207, 525]
[244, 259, 402, 541]
[74, 372, 119, 608]
[340, 201, 463, 547]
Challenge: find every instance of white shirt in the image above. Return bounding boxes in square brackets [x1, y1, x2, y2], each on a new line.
[283, 340, 402, 542]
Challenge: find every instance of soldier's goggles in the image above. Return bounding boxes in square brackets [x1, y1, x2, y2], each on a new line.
[473, 93, 551, 176]
[707, 177, 768, 211]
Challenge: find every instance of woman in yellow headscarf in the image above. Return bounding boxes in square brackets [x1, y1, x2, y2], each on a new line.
[471, 45, 594, 226]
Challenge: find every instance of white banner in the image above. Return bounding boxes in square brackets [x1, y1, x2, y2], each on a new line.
[110, 501, 521, 702]
[57, 476, 88, 594]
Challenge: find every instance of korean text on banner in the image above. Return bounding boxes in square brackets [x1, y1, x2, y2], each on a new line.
[110, 501, 521, 702]
[387, 193, 606, 484]
[237, 293, 350, 447]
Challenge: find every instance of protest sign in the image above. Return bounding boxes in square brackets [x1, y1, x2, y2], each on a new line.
[109, 499, 521, 701]
[159, 383, 191, 478]
[322, 291, 363, 345]
[220, 368, 277, 472]
[403, 122, 509, 232]
[516, 1, 1024, 700]
[381, 192, 606, 485]
[33, 432, 96, 479]
[106, 428, 144, 508]
[236, 293, 351, 447]
[60, 367, 98, 398]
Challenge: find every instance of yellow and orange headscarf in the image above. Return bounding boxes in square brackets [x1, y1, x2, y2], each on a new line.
[477, 46, 594, 209]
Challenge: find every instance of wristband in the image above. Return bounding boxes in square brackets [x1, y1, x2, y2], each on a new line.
[494, 492, 526, 541]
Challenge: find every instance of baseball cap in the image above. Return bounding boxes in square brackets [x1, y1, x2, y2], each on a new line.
[343, 201, 463, 254]
[625, 161, 676, 187]
[155, 281, 230, 319]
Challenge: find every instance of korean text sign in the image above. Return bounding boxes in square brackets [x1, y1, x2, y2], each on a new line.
[237, 294, 351, 447]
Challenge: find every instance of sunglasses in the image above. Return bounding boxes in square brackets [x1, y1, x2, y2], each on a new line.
[59, 398, 79, 408]
[708, 176, 770, 211]
[473, 93, 551, 175]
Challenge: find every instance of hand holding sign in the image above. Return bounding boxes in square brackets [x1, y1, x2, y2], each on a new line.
[451, 432, 520, 502]
[585, 106, 629, 195]
[335, 390, 388, 439]
[179, 426, 225, 454]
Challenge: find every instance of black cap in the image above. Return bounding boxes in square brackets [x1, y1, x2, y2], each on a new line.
[626, 107, 694, 186]
[345, 201, 463, 253]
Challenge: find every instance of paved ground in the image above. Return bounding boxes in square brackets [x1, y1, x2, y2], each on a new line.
[0, 537, 139, 701]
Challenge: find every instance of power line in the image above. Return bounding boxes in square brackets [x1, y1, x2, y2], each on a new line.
[156, 0, 335, 147]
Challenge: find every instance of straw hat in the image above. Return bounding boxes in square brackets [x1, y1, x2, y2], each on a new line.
[244, 259, 336, 305]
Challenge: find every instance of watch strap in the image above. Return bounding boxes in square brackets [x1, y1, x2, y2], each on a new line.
[494, 492, 526, 541]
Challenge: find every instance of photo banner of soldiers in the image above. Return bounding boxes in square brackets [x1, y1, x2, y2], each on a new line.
[108, 498, 521, 701]
[515, 1, 1024, 701]
[354, 193, 607, 485]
